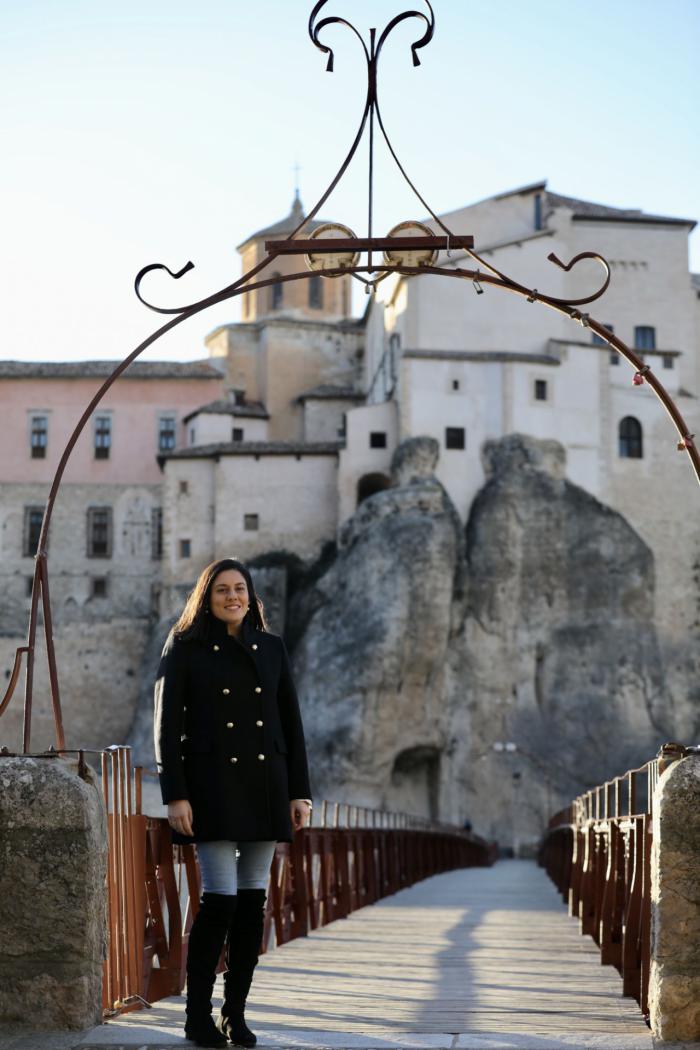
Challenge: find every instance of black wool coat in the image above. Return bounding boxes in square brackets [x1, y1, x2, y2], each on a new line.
[154, 615, 312, 844]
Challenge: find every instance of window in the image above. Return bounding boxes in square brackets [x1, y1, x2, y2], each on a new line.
[270, 274, 283, 310]
[369, 431, 387, 449]
[451, 379, 460, 391]
[534, 193, 543, 231]
[663, 356, 674, 370]
[179, 538, 191, 558]
[244, 513, 259, 531]
[91, 577, 108, 598]
[309, 274, 323, 310]
[190, 426, 196, 445]
[179, 480, 189, 495]
[445, 427, 466, 450]
[151, 507, 163, 560]
[634, 326, 656, 351]
[619, 416, 643, 459]
[30, 415, 48, 459]
[94, 415, 111, 459]
[87, 507, 113, 558]
[592, 323, 614, 347]
[23, 506, 44, 557]
[232, 427, 244, 442]
[25, 577, 34, 597]
[609, 352, 619, 366]
[158, 415, 176, 453]
[534, 379, 548, 401]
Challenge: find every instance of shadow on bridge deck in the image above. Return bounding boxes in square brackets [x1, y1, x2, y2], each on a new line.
[9, 859, 657, 1050]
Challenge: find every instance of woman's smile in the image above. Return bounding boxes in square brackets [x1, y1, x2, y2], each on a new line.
[210, 569, 250, 635]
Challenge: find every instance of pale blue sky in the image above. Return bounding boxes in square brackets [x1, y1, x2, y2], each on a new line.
[1, 0, 698, 362]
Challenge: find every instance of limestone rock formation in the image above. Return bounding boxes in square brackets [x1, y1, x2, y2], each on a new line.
[290, 433, 672, 847]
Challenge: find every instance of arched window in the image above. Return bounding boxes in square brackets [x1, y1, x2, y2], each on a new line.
[270, 274, 283, 310]
[619, 416, 643, 459]
[308, 274, 323, 309]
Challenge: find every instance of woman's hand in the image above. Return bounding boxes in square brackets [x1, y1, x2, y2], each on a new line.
[167, 798, 193, 837]
[290, 799, 311, 830]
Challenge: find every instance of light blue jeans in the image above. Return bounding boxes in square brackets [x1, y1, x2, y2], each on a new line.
[196, 840, 277, 895]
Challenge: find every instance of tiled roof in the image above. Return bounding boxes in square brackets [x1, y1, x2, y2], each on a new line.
[404, 350, 559, 365]
[296, 383, 364, 402]
[182, 399, 269, 423]
[544, 190, 695, 228]
[0, 359, 223, 379]
[161, 440, 344, 462]
[479, 181, 695, 229]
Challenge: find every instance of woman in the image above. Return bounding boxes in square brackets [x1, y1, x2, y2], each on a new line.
[154, 557, 312, 1049]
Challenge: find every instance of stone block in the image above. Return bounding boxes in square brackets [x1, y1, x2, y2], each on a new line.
[649, 754, 700, 1042]
[0, 756, 107, 1030]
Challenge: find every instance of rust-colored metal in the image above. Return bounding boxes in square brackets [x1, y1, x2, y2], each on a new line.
[1, 1, 697, 774]
[98, 751, 495, 1018]
[265, 235, 475, 253]
[539, 742, 697, 1023]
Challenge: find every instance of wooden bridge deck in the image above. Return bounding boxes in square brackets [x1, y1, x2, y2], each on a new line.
[75, 858, 652, 1050]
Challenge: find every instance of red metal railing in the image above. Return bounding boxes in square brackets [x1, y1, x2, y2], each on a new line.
[101, 745, 496, 1016]
[538, 745, 697, 1020]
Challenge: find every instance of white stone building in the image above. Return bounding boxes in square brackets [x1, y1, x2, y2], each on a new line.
[161, 184, 700, 656]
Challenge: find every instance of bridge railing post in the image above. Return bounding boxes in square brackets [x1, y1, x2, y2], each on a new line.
[648, 751, 700, 1043]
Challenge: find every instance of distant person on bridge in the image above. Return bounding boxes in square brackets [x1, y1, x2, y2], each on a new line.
[154, 557, 313, 1048]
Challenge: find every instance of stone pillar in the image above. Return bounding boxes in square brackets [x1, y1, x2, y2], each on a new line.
[0, 755, 107, 1029]
[649, 753, 700, 1042]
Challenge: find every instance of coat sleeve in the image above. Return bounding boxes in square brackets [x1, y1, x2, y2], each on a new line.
[277, 638, 312, 801]
[153, 633, 189, 805]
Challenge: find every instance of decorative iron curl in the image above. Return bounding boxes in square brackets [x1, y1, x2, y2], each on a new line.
[133, 253, 280, 316]
[309, 1, 434, 71]
[457, 246, 612, 310]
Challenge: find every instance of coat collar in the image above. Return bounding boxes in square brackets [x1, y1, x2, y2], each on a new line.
[207, 613, 261, 650]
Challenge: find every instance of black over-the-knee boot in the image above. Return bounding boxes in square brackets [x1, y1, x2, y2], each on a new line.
[185, 892, 237, 1047]
[218, 888, 267, 1047]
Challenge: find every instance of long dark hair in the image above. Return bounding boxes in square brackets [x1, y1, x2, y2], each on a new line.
[172, 558, 268, 642]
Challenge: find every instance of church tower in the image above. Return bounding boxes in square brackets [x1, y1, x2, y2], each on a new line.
[236, 192, 352, 322]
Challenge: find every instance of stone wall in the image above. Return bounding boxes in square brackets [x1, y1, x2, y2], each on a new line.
[0, 618, 149, 753]
[0, 755, 107, 1029]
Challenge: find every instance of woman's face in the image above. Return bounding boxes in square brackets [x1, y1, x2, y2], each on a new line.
[209, 569, 250, 629]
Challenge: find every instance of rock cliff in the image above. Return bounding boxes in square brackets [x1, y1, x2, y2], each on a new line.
[289, 433, 674, 848]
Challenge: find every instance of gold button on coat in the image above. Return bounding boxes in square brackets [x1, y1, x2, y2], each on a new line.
[256, 720, 263, 727]
[255, 686, 261, 694]
[213, 645, 220, 651]
[257, 753, 265, 760]
[226, 722, 234, 728]
[230, 756, 238, 763]
[252, 644, 258, 650]
[222, 688, 230, 695]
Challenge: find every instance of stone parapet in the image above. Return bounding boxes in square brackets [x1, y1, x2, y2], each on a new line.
[650, 752, 700, 1042]
[0, 755, 107, 1029]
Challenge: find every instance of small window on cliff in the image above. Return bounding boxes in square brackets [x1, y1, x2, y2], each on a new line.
[179, 538, 191, 558]
[534, 379, 548, 401]
[619, 416, 643, 459]
[445, 427, 465, 450]
[244, 514, 259, 531]
[370, 432, 387, 449]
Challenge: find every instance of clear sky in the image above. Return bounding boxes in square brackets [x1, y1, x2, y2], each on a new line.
[2, 0, 698, 363]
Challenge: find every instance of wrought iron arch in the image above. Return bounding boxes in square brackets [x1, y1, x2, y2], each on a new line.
[1, 0, 697, 753]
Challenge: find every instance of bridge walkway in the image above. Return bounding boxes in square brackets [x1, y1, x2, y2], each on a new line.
[21, 859, 655, 1050]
